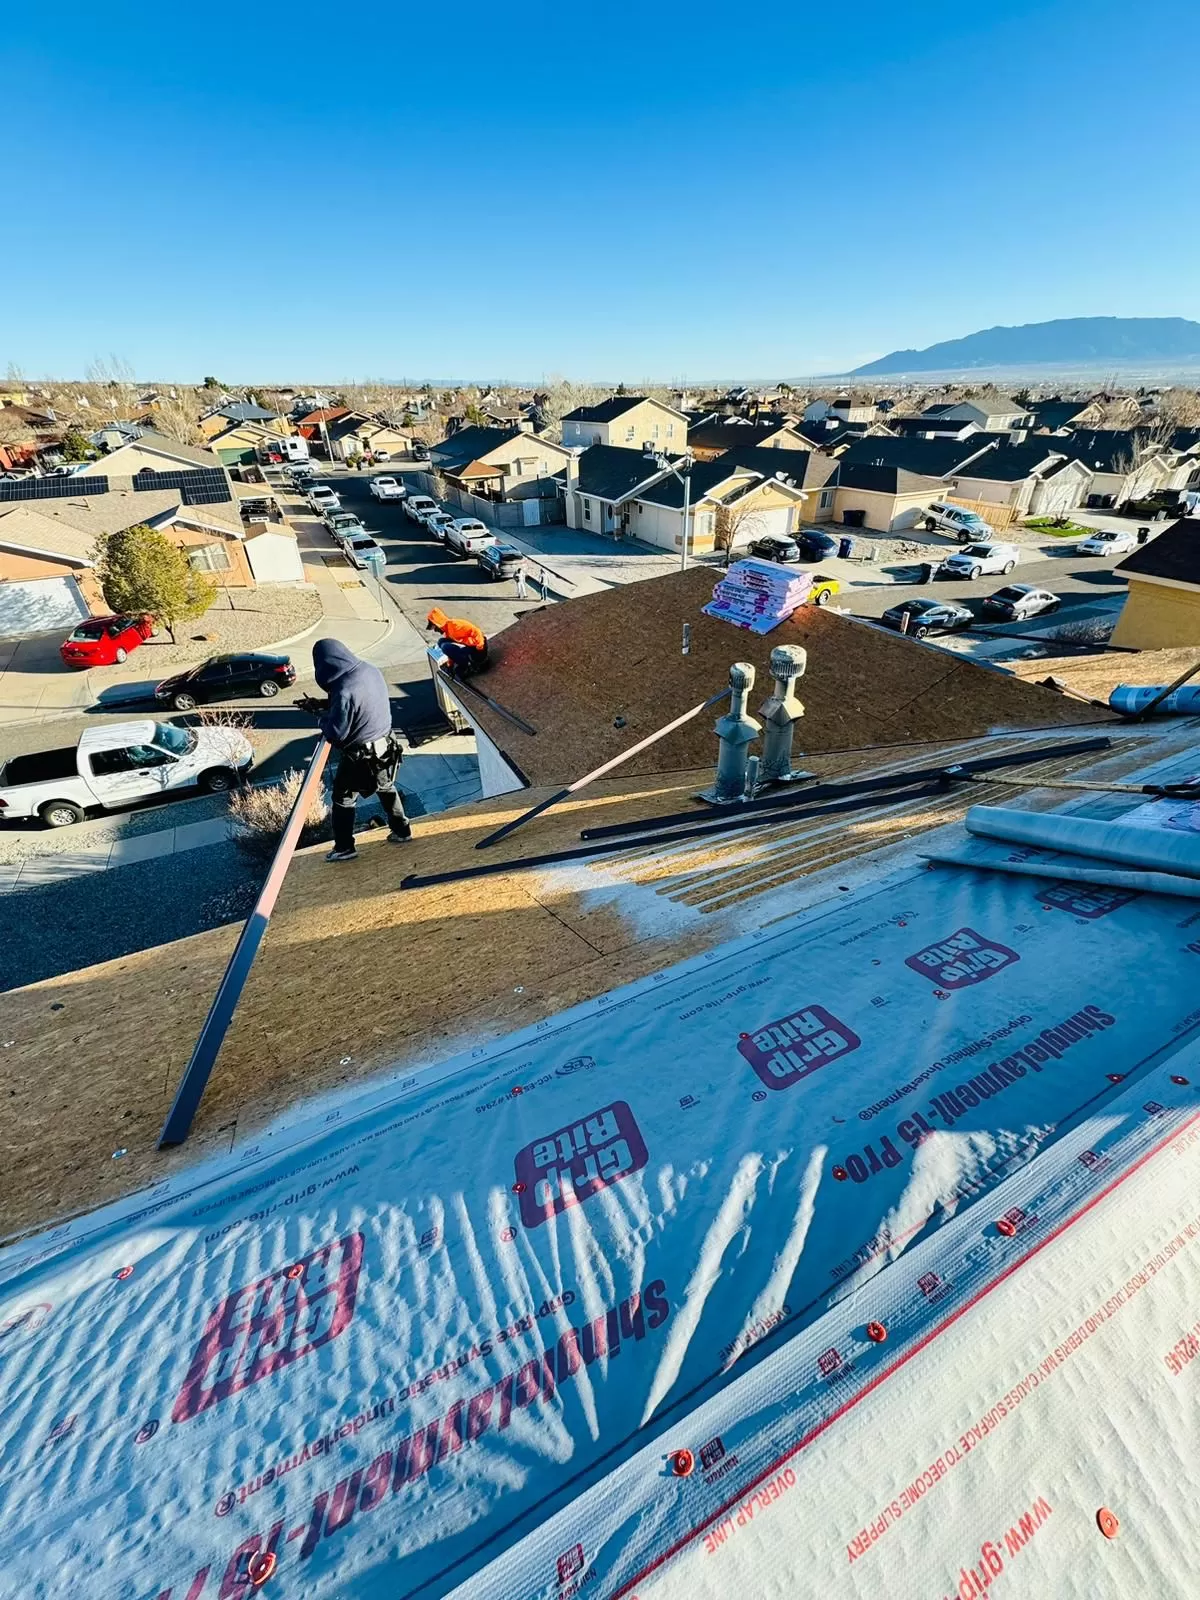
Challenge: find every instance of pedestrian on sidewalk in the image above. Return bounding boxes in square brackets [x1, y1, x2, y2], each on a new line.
[515, 561, 528, 601]
[538, 565, 549, 600]
[298, 639, 411, 863]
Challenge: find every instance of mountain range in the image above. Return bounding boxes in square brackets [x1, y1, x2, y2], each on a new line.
[848, 317, 1200, 377]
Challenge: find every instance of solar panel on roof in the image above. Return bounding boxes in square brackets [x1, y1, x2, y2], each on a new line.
[0, 474, 110, 501]
[132, 467, 233, 505]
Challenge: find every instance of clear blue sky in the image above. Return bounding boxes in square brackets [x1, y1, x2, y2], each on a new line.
[4, 0, 1198, 382]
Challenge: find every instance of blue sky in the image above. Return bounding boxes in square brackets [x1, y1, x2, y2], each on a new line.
[3, 0, 1198, 381]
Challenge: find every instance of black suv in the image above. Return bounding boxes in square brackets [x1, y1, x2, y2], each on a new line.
[154, 653, 295, 710]
[478, 543, 524, 580]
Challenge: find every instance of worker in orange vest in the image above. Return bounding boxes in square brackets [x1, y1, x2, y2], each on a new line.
[426, 607, 489, 677]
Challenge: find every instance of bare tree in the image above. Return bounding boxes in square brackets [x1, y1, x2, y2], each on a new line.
[152, 390, 204, 445]
[84, 355, 139, 421]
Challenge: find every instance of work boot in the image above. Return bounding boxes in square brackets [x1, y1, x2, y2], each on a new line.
[326, 847, 358, 863]
[388, 825, 412, 844]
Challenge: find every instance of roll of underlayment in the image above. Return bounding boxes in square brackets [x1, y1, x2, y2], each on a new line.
[1109, 684, 1200, 715]
[964, 805, 1200, 879]
[921, 850, 1200, 899]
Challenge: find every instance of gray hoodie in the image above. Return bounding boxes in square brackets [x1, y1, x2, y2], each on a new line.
[312, 638, 393, 749]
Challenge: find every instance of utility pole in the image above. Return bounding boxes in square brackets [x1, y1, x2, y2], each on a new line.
[680, 461, 692, 573]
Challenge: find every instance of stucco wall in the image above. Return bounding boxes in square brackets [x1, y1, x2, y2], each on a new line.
[0, 549, 105, 610]
[833, 486, 931, 531]
[1111, 579, 1200, 649]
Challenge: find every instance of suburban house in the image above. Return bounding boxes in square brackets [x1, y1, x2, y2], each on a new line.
[801, 397, 876, 424]
[563, 445, 683, 535]
[714, 445, 839, 521]
[1111, 518, 1200, 648]
[71, 429, 234, 484]
[324, 412, 415, 461]
[429, 426, 575, 504]
[944, 442, 1094, 519]
[207, 419, 293, 466]
[0, 468, 259, 635]
[0, 403, 63, 471]
[1050, 430, 1192, 509]
[625, 459, 818, 555]
[1026, 397, 1095, 433]
[685, 417, 811, 460]
[833, 461, 947, 531]
[199, 402, 288, 439]
[560, 396, 688, 452]
[887, 415, 981, 440]
[90, 421, 143, 453]
[837, 434, 999, 480]
[920, 396, 1033, 432]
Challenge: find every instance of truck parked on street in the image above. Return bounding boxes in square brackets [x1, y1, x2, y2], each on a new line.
[0, 721, 254, 828]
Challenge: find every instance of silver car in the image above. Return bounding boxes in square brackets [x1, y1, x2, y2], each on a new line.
[940, 542, 1020, 580]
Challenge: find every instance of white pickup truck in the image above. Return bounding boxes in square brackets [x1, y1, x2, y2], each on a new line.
[0, 720, 254, 828]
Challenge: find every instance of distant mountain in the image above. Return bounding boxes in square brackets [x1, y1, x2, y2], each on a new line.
[848, 317, 1200, 377]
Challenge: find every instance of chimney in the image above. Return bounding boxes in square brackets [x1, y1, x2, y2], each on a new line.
[759, 645, 807, 783]
[565, 448, 581, 491]
[709, 662, 761, 802]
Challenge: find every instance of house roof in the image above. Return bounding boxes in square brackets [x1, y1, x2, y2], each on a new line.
[215, 401, 279, 423]
[573, 443, 679, 501]
[75, 430, 227, 472]
[0, 507, 97, 563]
[839, 435, 996, 477]
[686, 419, 802, 452]
[792, 419, 874, 450]
[1046, 429, 1153, 473]
[711, 445, 838, 490]
[1027, 398, 1091, 430]
[296, 407, 352, 427]
[1114, 517, 1198, 584]
[836, 460, 941, 495]
[952, 443, 1069, 482]
[634, 459, 752, 509]
[455, 566, 1111, 788]
[430, 426, 521, 473]
[561, 395, 683, 425]
[0, 485, 241, 558]
[887, 415, 978, 438]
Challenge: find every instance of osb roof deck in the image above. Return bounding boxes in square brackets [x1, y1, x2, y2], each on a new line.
[464, 568, 1115, 785]
[1010, 646, 1200, 703]
[1, 724, 1170, 1243]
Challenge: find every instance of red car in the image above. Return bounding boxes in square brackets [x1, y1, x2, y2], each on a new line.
[59, 613, 156, 669]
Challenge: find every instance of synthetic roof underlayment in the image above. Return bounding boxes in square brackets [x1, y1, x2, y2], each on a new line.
[4, 730, 1200, 1596]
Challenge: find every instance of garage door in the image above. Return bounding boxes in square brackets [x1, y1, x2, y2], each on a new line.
[738, 505, 795, 542]
[0, 577, 90, 636]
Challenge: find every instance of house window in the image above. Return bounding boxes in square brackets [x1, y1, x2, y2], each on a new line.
[582, 498, 592, 522]
[188, 542, 232, 572]
[819, 489, 834, 510]
[652, 424, 660, 439]
[667, 423, 674, 438]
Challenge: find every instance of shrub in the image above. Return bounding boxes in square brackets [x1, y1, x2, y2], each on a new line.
[228, 769, 331, 858]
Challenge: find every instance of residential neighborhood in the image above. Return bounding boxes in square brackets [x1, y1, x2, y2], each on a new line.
[6, 1, 1200, 1593]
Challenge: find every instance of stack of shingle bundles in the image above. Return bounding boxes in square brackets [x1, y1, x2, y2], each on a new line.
[702, 557, 812, 634]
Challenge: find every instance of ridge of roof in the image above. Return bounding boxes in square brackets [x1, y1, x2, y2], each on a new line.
[1115, 517, 1199, 583]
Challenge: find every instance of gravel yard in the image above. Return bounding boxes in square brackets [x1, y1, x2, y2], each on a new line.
[141, 586, 323, 668]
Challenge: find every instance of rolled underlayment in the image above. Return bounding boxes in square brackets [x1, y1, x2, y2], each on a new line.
[1109, 684, 1200, 715]
[921, 803, 1200, 898]
[964, 804, 1200, 877]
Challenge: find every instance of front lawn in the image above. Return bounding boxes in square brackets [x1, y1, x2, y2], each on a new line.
[1023, 516, 1092, 537]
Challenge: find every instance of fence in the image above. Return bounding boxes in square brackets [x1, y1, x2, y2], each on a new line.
[945, 494, 1021, 531]
[411, 472, 564, 528]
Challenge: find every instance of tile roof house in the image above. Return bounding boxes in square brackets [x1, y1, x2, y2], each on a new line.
[1111, 517, 1200, 648]
[560, 395, 688, 453]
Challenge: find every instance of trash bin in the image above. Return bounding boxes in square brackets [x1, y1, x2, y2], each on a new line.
[1137, 526, 1150, 545]
[842, 508, 867, 529]
[838, 535, 856, 560]
[920, 561, 936, 585]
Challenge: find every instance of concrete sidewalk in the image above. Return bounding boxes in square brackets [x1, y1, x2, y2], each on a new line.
[0, 813, 231, 892]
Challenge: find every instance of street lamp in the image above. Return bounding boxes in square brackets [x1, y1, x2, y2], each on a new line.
[660, 452, 695, 573]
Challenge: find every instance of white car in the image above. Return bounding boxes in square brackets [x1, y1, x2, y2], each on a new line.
[445, 518, 496, 558]
[425, 511, 456, 542]
[307, 485, 340, 513]
[404, 495, 438, 523]
[344, 534, 384, 570]
[1077, 528, 1137, 556]
[939, 541, 1020, 580]
[370, 476, 406, 500]
[923, 501, 996, 542]
[981, 584, 1061, 622]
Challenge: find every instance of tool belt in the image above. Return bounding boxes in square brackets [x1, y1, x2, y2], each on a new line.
[345, 734, 402, 767]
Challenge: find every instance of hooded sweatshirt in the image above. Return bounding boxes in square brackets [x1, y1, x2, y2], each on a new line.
[312, 638, 393, 749]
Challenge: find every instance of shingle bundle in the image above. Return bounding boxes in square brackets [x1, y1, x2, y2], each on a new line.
[702, 557, 812, 634]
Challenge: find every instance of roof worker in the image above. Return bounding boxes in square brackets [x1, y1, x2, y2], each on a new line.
[426, 608, 489, 679]
[298, 639, 411, 863]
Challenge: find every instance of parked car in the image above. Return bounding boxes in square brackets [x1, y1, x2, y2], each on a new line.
[326, 511, 367, 540]
[344, 535, 384, 570]
[370, 476, 406, 500]
[923, 502, 996, 542]
[307, 485, 340, 513]
[154, 653, 296, 710]
[59, 613, 156, 670]
[1077, 528, 1137, 556]
[808, 575, 840, 607]
[981, 585, 1061, 622]
[478, 543, 525, 581]
[880, 597, 974, 638]
[0, 720, 253, 827]
[939, 541, 1020, 580]
[446, 518, 497, 558]
[404, 495, 439, 523]
[746, 535, 801, 563]
[425, 511, 456, 542]
[286, 461, 320, 482]
[797, 529, 840, 560]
